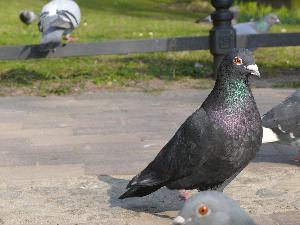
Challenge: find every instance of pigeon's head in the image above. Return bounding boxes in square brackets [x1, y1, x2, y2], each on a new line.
[19, 10, 36, 25]
[219, 48, 260, 81]
[263, 13, 280, 25]
[173, 191, 242, 225]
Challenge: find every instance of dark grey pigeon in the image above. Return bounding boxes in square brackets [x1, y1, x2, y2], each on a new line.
[119, 48, 262, 199]
[234, 13, 280, 35]
[262, 90, 300, 161]
[38, 0, 81, 51]
[173, 191, 257, 225]
[19, 10, 37, 25]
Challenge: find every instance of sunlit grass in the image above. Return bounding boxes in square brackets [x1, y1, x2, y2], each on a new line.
[0, 0, 299, 95]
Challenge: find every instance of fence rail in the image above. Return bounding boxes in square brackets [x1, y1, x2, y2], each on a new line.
[0, 36, 209, 60]
[0, 33, 299, 61]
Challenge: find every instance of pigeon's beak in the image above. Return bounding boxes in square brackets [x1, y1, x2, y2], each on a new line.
[245, 64, 260, 77]
[173, 216, 185, 225]
[275, 18, 280, 24]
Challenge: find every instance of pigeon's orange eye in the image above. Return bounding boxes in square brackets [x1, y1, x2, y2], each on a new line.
[233, 57, 243, 65]
[198, 205, 209, 216]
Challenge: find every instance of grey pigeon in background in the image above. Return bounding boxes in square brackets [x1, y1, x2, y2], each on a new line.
[173, 191, 257, 225]
[196, 6, 240, 24]
[38, 0, 81, 50]
[119, 48, 262, 200]
[262, 90, 300, 161]
[19, 10, 37, 25]
[234, 13, 280, 35]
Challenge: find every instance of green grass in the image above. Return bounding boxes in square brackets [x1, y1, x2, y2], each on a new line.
[0, 0, 299, 95]
[273, 81, 300, 89]
[236, 1, 300, 24]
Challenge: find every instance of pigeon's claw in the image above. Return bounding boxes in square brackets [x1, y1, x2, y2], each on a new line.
[179, 190, 190, 201]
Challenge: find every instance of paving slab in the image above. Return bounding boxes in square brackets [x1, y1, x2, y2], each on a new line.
[0, 88, 299, 225]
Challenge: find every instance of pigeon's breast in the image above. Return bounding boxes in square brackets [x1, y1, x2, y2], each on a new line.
[208, 105, 262, 165]
[210, 107, 261, 138]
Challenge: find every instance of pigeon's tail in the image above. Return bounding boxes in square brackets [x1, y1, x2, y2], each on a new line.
[119, 185, 161, 199]
[119, 168, 169, 199]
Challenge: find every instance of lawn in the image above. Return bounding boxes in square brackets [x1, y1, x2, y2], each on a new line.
[0, 0, 299, 95]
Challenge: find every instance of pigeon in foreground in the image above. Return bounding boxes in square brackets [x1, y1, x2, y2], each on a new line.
[38, 0, 81, 50]
[234, 13, 280, 35]
[19, 10, 37, 25]
[173, 191, 257, 225]
[119, 48, 262, 200]
[196, 6, 240, 24]
[262, 90, 300, 161]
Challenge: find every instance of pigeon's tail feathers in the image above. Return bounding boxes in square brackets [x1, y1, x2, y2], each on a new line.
[119, 169, 169, 199]
[119, 185, 161, 199]
[126, 172, 162, 188]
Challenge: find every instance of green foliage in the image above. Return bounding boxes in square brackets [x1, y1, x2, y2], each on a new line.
[236, 1, 300, 24]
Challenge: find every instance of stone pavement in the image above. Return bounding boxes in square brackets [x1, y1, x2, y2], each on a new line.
[0, 88, 299, 225]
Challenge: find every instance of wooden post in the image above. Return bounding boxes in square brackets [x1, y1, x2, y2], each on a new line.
[210, 0, 236, 77]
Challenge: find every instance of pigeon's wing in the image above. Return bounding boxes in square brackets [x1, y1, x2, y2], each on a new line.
[40, 0, 58, 16]
[234, 22, 257, 35]
[50, 17, 73, 29]
[38, 0, 80, 32]
[157, 108, 213, 181]
[262, 90, 300, 138]
[56, 0, 81, 28]
[119, 108, 213, 198]
[38, 0, 58, 32]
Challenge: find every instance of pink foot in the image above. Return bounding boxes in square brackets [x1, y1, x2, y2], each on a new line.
[63, 35, 77, 43]
[290, 157, 300, 162]
[289, 150, 300, 162]
[179, 189, 190, 201]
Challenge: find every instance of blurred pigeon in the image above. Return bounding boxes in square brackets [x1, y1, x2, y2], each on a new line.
[234, 13, 280, 35]
[19, 10, 37, 25]
[262, 90, 300, 161]
[38, 0, 81, 50]
[119, 48, 262, 200]
[196, 6, 240, 24]
[173, 191, 257, 225]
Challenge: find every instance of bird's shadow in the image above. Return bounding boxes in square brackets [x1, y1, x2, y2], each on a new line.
[97, 175, 185, 219]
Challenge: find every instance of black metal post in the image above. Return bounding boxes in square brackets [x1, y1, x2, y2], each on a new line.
[210, 0, 236, 77]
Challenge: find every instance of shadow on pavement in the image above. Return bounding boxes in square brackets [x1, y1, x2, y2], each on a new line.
[98, 175, 184, 219]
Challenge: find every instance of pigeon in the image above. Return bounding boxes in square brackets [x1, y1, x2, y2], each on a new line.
[38, 0, 81, 50]
[173, 191, 257, 225]
[19, 10, 37, 25]
[262, 90, 300, 161]
[196, 6, 240, 24]
[234, 13, 280, 35]
[119, 48, 262, 200]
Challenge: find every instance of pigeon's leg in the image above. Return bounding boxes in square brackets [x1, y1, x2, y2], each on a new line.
[63, 34, 77, 43]
[179, 189, 190, 200]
